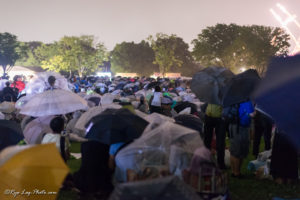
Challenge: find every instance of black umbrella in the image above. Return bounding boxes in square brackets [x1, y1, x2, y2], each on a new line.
[222, 69, 261, 107]
[108, 176, 201, 200]
[146, 82, 161, 90]
[175, 114, 204, 138]
[85, 108, 149, 145]
[115, 83, 126, 90]
[88, 96, 101, 106]
[191, 66, 234, 105]
[0, 120, 24, 151]
[174, 101, 198, 114]
[254, 55, 300, 149]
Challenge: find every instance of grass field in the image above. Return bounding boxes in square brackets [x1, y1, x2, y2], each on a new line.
[57, 142, 300, 200]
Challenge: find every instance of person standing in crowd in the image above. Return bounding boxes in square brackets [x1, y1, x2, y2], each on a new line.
[150, 86, 163, 114]
[228, 100, 254, 178]
[252, 109, 273, 158]
[204, 103, 226, 169]
[11, 75, 25, 94]
[1, 81, 17, 102]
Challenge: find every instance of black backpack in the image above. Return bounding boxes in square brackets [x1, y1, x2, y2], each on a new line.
[222, 104, 239, 124]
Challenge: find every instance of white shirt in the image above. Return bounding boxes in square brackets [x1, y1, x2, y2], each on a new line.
[151, 92, 162, 107]
[41, 133, 69, 152]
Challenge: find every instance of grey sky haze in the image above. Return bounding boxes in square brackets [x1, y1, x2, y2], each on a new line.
[0, 0, 299, 50]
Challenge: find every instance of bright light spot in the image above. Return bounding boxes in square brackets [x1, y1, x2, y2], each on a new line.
[270, 3, 300, 55]
[240, 67, 246, 72]
[97, 72, 111, 77]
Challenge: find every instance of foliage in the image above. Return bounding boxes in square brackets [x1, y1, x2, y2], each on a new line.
[192, 24, 290, 74]
[41, 55, 69, 72]
[0, 32, 23, 76]
[40, 36, 108, 77]
[110, 41, 158, 76]
[148, 33, 182, 77]
[15, 41, 43, 66]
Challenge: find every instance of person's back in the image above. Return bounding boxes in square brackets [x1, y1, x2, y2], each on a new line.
[238, 101, 254, 127]
[205, 104, 222, 118]
[41, 116, 69, 161]
[2, 82, 17, 102]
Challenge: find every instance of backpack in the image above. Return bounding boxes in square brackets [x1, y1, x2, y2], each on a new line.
[205, 104, 222, 118]
[222, 104, 239, 124]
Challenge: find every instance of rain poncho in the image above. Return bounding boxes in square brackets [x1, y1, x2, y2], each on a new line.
[115, 121, 203, 182]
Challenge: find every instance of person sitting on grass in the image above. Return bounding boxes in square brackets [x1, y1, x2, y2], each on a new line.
[41, 116, 70, 161]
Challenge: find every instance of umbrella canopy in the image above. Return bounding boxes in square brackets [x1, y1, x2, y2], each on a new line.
[75, 104, 122, 131]
[115, 83, 126, 90]
[86, 108, 149, 145]
[109, 176, 201, 200]
[15, 95, 31, 109]
[25, 71, 69, 95]
[191, 66, 234, 105]
[174, 101, 198, 115]
[254, 55, 300, 149]
[0, 144, 69, 200]
[20, 89, 88, 117]
[174, 114, 204, 138]
[146, 82, 160, 90]
[84, 93, 102, 101]
[23, 116, 54, 144]
[114, 121, 203, 182]
[143, 112, 175, 133]
[222, 69, 261, 107]
[0, 120, 23, 151]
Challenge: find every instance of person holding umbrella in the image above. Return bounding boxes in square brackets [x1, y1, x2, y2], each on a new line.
[203, 103, 227, 170]
[1, 81, 17, 102]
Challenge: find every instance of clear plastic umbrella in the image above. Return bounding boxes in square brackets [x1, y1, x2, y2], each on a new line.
[115, 121, 203, 182]
[20, 89, 88, 117]
[15, 95, 31, 109]
[23, 116, 55, 144]
[75, 104, 122, 131]
[25, 71, 69, 95]
[143, 113, 175, 133]
[101, 93, 119, 105]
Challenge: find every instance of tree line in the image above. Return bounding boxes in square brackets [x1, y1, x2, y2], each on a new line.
[0, 23, 290, 77]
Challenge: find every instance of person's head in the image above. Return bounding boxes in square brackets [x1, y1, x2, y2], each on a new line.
[140, 95, 145, 104]
[48, 76, 56, 87]
[50, 116, 65, 133]
[5, 81, 10, 87]
[155, 85, 161, 92]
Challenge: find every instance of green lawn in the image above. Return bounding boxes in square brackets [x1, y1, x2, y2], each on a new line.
[57, 141, 300, 200]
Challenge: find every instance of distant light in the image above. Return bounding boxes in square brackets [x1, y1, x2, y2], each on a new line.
[97, 72, 111, 77]
[240, 67, 246, 72]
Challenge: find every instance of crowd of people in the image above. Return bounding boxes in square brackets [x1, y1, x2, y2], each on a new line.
[0, 70, 299, 200]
